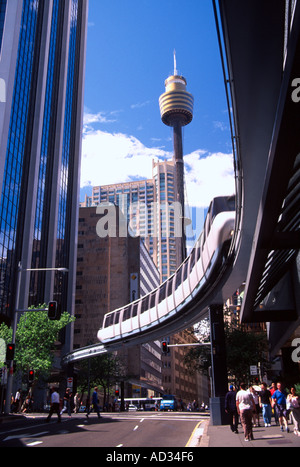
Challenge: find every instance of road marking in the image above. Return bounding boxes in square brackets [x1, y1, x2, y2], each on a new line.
[4, 431, 49, 442]
[116, 444, 123, 447]
[185, 421, 203, 447]
[133, 425, 139, 431]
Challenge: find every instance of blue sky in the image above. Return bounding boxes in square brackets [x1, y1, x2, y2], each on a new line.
[81, 0, 235, 233]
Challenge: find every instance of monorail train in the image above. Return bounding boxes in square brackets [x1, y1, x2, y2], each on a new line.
[97, 195, 236, 345]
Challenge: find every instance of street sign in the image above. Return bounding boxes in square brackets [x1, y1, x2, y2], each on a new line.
[67, 377, 73, 389]
[250, 365, 258, 376]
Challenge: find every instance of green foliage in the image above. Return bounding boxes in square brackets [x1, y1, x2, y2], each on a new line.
[294, 383, 300, 395]
[0, 305, 75, 379]
[76, 353, 126, 405]
[183, 315, 270, 385]
[225, 328, 269, 385]
[0, 324, 12, 366]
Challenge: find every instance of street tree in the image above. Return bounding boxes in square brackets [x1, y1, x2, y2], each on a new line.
[0, 306, 75, 382]
[76, 353, 126, 408]
[183, 315, 270, 385]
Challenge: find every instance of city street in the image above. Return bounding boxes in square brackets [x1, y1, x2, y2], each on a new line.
[0, 411, 207, 448]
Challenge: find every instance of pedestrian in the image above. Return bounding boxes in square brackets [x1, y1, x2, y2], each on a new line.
[21, 394, 31, 413]
[46, 387, 61, 423]
[287, 387, 300, 436]
[236, 382, 256, 442]
[225, 385, 239, 433]
[271, 381, 289, 433]
[249, 386, 260, 427]
[269, 382, 277, 396]
[259, 382, 272, 427]
[74, 393, 80, 413]
[14, 388, 21, 413]
[269, 382, 279, 425]
[86, 387, 101, 418]
[60, 387, 72, 418]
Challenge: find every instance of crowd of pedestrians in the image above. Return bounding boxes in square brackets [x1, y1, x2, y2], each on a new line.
[45, 386, 102, 423]
[225, 381, 300, 442]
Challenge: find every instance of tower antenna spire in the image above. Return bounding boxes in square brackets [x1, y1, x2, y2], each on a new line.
[173, 49, 177, 76]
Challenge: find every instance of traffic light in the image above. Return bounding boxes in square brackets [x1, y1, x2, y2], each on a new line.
[161, 341, 168, 354]
[115, 389, 119, 397]
[48, 301, 58, 320]
[28, 369, 35, 383]
[6, 343, 15, 361]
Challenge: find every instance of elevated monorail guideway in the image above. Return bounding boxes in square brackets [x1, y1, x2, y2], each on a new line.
[96, 196, 236, 348]
[63, 196, 237, 364]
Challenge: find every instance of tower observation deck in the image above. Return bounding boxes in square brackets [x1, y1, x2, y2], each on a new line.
[159, 52, 194, 261]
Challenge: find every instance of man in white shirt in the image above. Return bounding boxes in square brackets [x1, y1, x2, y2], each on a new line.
[236, 383, 256, 441]
[46, 387, 61, 423]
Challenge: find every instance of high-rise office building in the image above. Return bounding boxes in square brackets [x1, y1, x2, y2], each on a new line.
[0, 0, 88, 354]
[75, 206, 163, 397]
[81, 159, 182, 283]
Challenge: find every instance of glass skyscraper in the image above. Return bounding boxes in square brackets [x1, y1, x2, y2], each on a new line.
[0, 0, 88, 352]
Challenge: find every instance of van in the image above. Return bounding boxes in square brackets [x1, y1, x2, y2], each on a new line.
[159, 394, 177, 411]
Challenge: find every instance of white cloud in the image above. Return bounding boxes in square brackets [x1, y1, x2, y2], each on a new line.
[80, 111, 235, 209]
[131, 100, 151, 109]
[81, 128, 171, 187]
[83, 110, 117, 127]
[184, 150, 235, 208]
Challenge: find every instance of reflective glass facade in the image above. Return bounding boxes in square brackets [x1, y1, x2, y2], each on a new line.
[0, 0, 87, 327]
[0, 0, 7, 54]
[0, 0, 40, 318]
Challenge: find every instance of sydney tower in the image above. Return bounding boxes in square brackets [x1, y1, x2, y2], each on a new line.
[159, 52, 194, 261]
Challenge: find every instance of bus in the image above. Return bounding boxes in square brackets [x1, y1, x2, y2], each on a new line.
[117, 397, 162, 411]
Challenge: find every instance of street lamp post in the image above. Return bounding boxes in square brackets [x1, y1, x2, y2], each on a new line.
[4, 263, 68, 415]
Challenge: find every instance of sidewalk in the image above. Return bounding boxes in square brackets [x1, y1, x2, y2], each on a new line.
[199, 418, 300, 447]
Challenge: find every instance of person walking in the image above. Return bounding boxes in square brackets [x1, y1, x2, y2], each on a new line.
[60, 387, 72, 418]
[271, 382, 289, 433]
[74, 393, 80, 413]
[46, 387, 61, 423]
[249, 386, 260, 427]
[236, 383, 256, 442]
[14, 388, 21, 413]
[259, 382, 272, 427]
[287, 387, 300, 436]
[269, 382, 279, 425]
[225, 385, 238, 433]
[86, 387, 101, 419]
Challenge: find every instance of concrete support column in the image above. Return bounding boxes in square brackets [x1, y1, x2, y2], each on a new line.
[209, 304, 229, 425]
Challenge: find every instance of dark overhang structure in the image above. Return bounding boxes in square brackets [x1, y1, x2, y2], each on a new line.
[218, 0, 300, 356]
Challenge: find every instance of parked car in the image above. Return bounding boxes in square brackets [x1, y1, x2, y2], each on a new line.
[128, 404, 138, 411]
